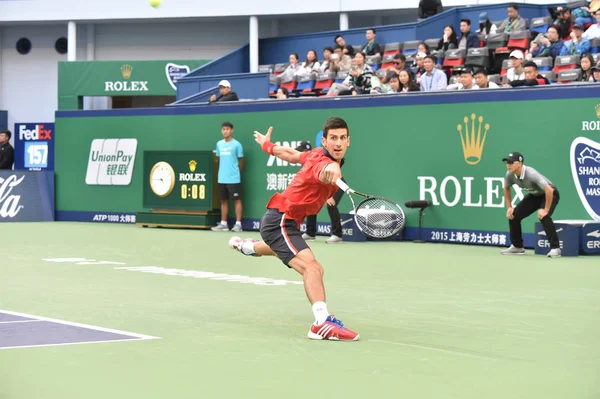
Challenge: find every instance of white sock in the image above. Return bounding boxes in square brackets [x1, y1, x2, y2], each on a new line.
[220, 220, 227, 225]
[235, 221, 242, 226]
[312, 301, 329, 325]
[241, 239, 256, 255]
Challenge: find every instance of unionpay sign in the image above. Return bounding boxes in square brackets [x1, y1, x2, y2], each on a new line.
[14, 123, 55, 171]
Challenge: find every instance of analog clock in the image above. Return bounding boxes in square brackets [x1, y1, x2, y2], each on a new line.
[149, 161, 176, 198]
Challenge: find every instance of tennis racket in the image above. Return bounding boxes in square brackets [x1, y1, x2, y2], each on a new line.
[336, 179, 406, 239]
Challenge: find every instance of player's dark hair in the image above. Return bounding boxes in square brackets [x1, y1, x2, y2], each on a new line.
[221, 121, 233, 128]
[322, 117, 349, 138]
[461, 18, 471, 26]
[0, 129, 11, 140]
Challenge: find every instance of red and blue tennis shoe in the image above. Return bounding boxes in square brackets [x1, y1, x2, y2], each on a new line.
[308, 315, 360, 341]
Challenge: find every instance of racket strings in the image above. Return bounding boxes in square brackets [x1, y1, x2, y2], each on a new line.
[354, 198, 405, 238]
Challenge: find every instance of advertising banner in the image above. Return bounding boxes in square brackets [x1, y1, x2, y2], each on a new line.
[13, 123, 55, 171]
[0, 171, 54, 222]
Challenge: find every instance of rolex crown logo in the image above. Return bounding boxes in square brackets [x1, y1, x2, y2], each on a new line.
[457, 113, 490, 165]
[189, 160, 197, 172]
[120, 64, 133, 80]
[595, 104, 600, 118]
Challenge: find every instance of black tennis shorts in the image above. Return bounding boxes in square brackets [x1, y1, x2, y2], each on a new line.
[259, 209, 309, 267]
[218, 183, 242, 200]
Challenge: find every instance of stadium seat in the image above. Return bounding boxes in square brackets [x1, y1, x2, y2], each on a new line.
[295, 74, 316, 94]
[466, 47, 490, 69]
[557, 69, 582, 84]
[403, 40, 421, 55]
[554, 55, 580, 73]
[352, 45, 363, 54]
[366, 55, 382, 71]
[593, 53, 600, 64]
[335, 71, 349, 84]
[530, 16, 553, 35]
[540, 71, 557, 83]
[259, 64, 274, 73]
[269, 75, 280, 96]
[381, 54, 396, 69]
[383, 42, 403, 56]
[314, 72, 336, 94]
[531, 57, 553, 72]
[279, 76, 297, 92]
[488, 74, 502, 85]
[431, 49, 444, 65]
[487, 32, 509, 51]
[273, 63, 288, 76]
[425, 38, 441, 51]
[507, 30, 531, 52]
[500, 59, 513, 76]
[477, 34, 487, 48]
[443, 49, 466, 69]
[591, 38, 600, 54]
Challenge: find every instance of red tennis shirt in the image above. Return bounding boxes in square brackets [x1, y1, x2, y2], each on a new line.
[265, 148, 344, 227]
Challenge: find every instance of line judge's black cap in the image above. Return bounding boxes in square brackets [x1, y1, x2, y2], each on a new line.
[295, 141, 312, 152]
[502, 152, 524, 163]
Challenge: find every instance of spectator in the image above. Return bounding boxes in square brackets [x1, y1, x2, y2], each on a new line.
[413, 52, 428, 84]
[447, 67, 479, 90]
[499, 3, 528, 33]
[506, 50, 526, 83]
[478, 12, 498, 37]
[509, 61, 550, 87]
[381, 53, 413, 83]
[0, 130, 14, 170]
[458, 19, 480, 50]
[474, 69, 500, 88]
[319, 47, 334, 73]
[209, 80, 239, 103]
[438, 25, 458, 51]
[580, 54, 596, 81]
[211, 121, 244, 232]
[572, 1, 595, 27]
[417, 42, 430, 55]
[280, 53, 301, 81]
[560, 24, 591, 55]
[531, 25, 564, 58]
[276, 87, 289, 99]
[326, 53, 374, 96]
[296, 49, 321, 77]
[385, 73, 401, 93]
[591, 64, 600, 82]
[554, 7, 574, 40]
[334, 34, 355, 57]
[419, 0, 443, 19]
[331, 45, 352, 73]
[420, 55, 448, 91]
[397, 70, 421, 92]
[583, 9, 600, 39]
[361, 28, 383, 57]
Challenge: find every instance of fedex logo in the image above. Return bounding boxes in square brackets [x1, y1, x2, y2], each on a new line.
[18, 124, 53, 141]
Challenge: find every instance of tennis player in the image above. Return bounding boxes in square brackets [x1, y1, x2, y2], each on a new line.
[228, 117, 359, 341]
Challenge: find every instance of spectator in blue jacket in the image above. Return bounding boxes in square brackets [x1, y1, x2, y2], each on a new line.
[560, 24, 591, 55]
[458, 19, 480, 50]
[532, 25, 564, 57]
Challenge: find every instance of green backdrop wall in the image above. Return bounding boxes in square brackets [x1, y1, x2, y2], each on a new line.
[54, 86, 600, 245]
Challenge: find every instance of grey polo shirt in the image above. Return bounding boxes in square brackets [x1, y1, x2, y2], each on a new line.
[504, 165, 554, 196]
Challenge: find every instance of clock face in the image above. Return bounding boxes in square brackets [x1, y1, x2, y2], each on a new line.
[150, 162, 175, 197]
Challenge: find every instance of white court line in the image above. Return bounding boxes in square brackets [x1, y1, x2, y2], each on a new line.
[0, 309, 160, 340]
[0, 320, 43, 324]
[0, 338, 153, 350]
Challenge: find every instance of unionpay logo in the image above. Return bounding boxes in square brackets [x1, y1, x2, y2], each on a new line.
[570, 137, 600, 221]
[86, 139, 138, 185]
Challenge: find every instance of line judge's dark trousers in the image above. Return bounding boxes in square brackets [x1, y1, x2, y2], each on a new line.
[305, 188, 345, 237]
[510, 188, 560, 249]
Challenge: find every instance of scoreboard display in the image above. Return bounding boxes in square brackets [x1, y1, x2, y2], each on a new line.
[143, 150, 217, 212]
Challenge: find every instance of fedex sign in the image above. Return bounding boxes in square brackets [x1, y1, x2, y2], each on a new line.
[19, 124, 53, 140]
[14, 123, 55, 171]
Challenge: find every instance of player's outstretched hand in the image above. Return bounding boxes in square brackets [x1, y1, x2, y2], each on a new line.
[254, 127, 273, 147]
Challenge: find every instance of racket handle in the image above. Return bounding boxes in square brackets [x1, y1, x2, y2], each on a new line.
[336, 178, 353, 193]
